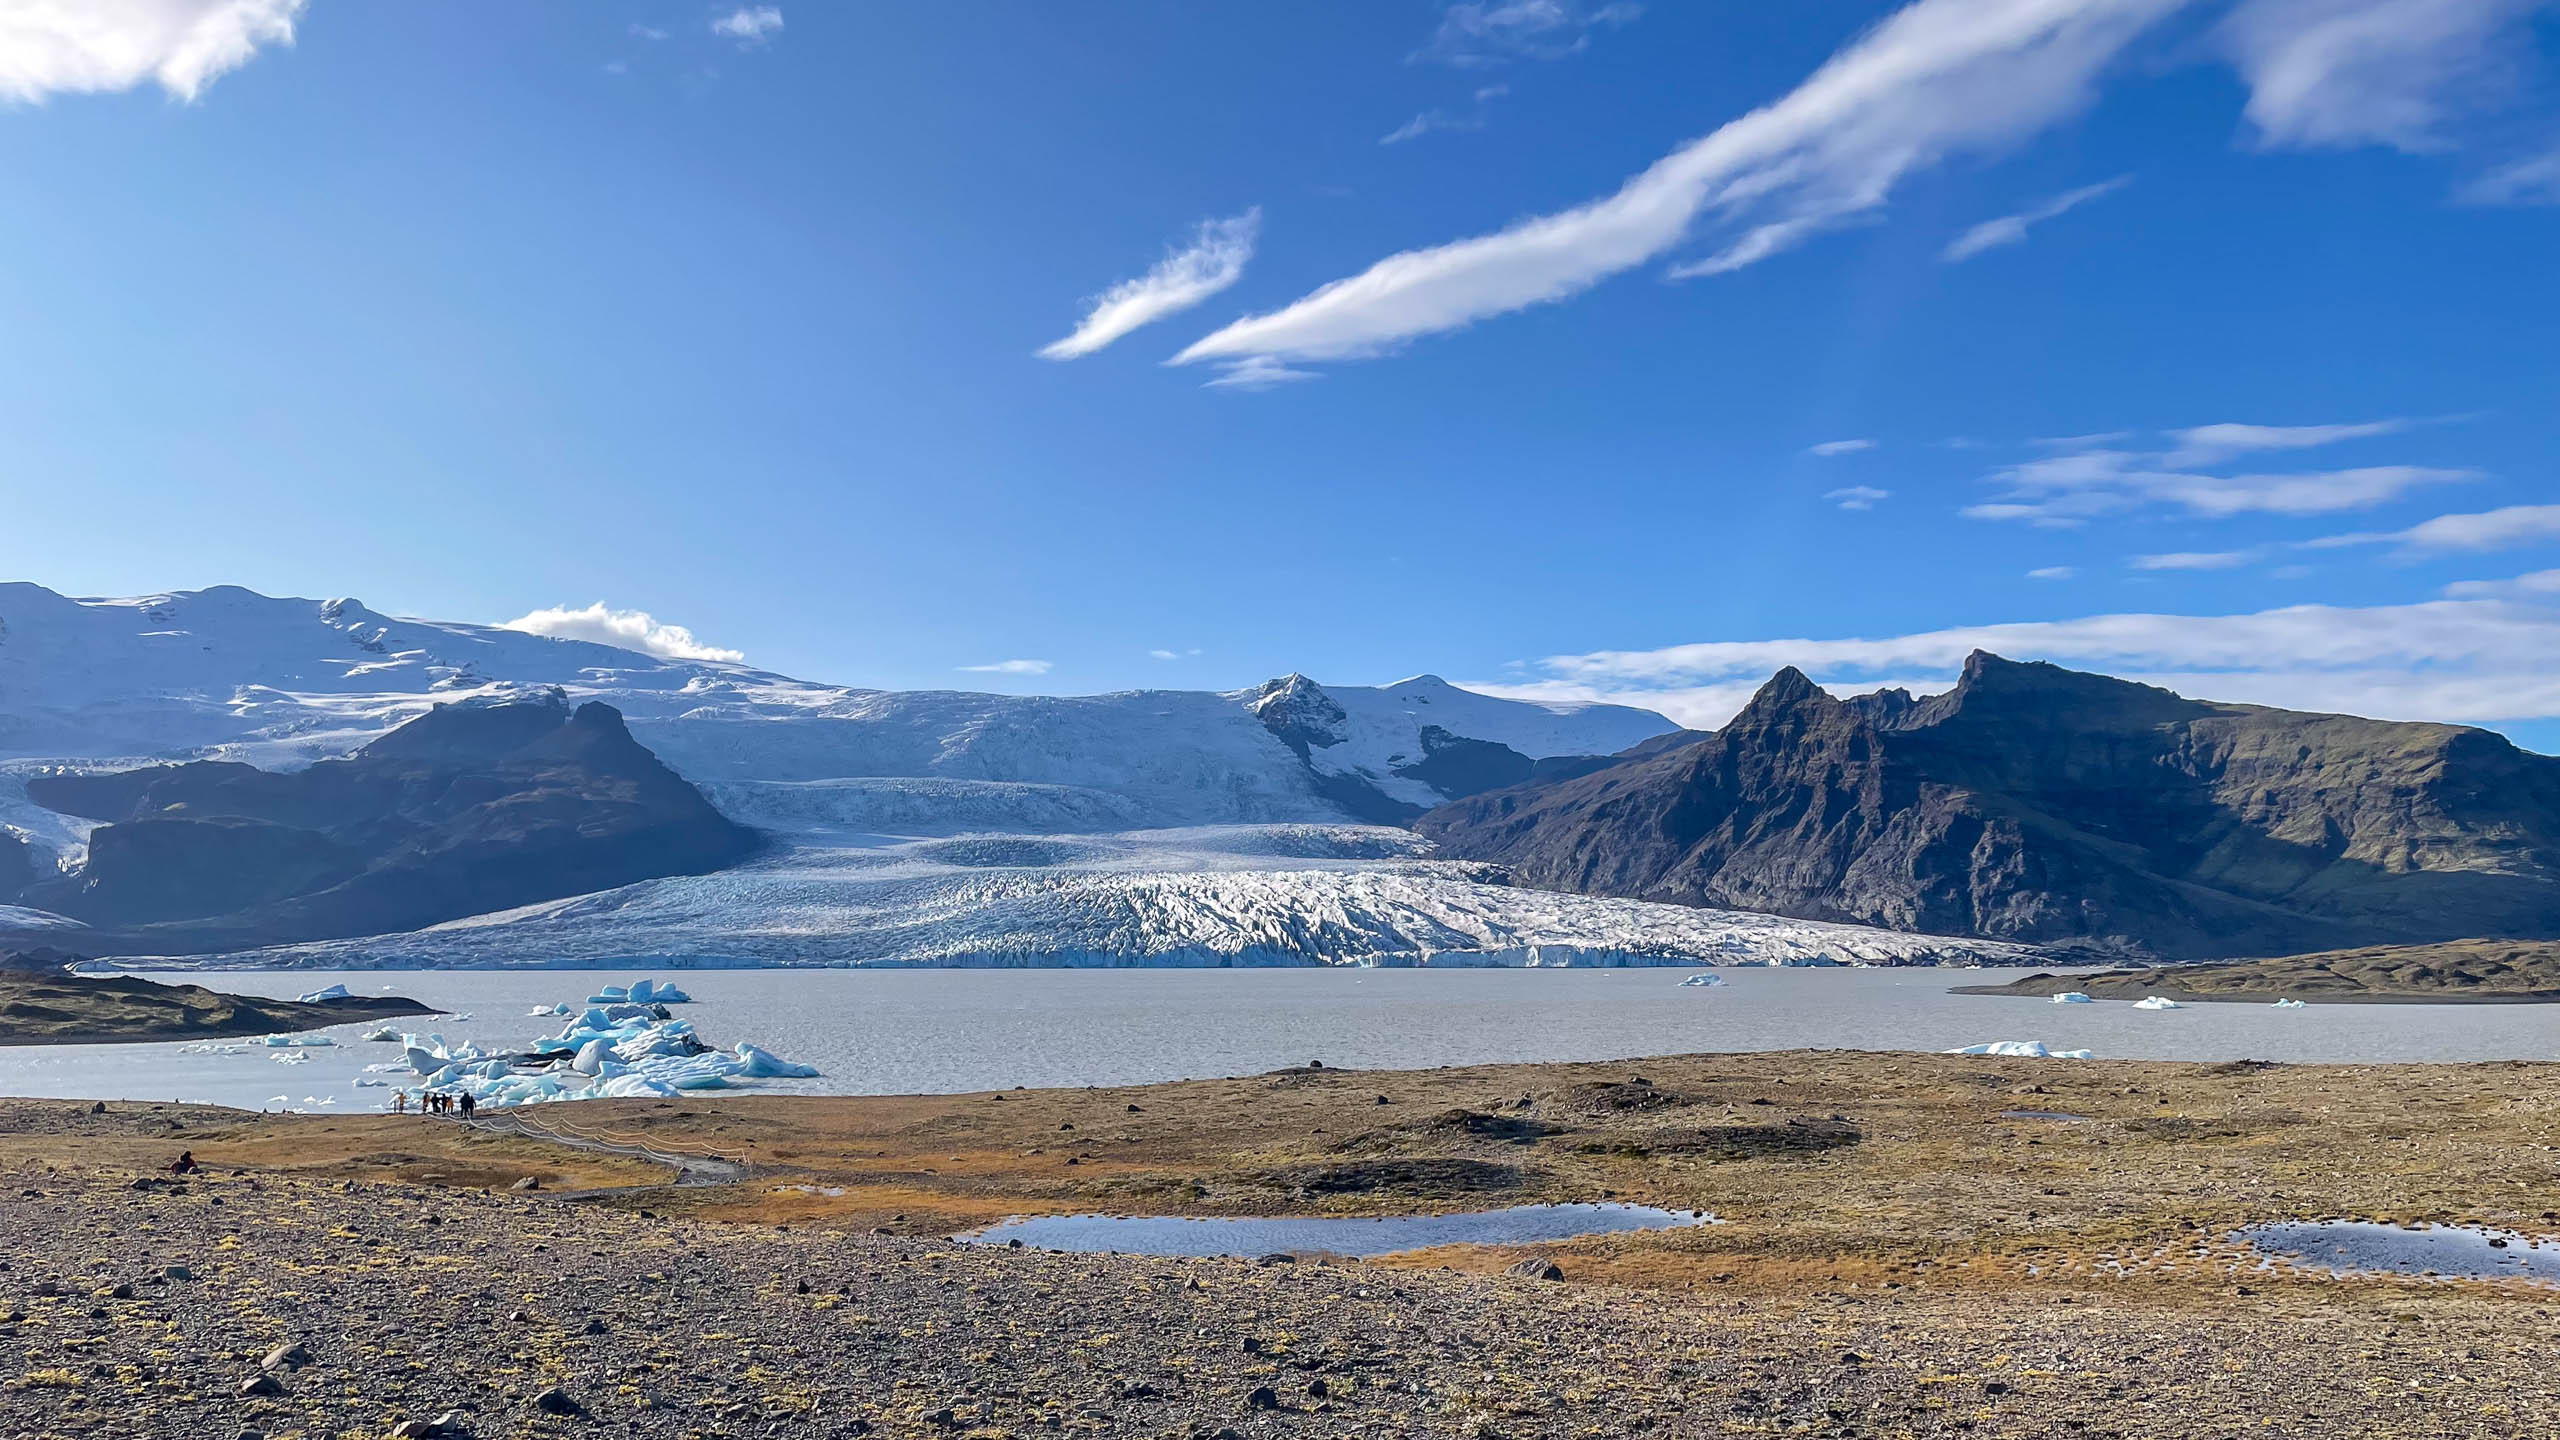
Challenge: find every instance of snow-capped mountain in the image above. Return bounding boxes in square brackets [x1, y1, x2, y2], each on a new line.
[0, 583, 2032, 968]
[0, 582, 1669, 838]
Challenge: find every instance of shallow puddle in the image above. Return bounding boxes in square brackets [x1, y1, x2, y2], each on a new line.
[2238, 1221, 2560, 1285]
[958, 1202, 1715, 1257]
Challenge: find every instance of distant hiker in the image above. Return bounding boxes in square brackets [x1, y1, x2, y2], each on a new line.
[459, 1093, 476, 1120]
[169, 1151, 198, 1175]
[391, 1091, 408, 1115]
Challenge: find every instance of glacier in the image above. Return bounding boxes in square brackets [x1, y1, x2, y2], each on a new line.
[0, 583, 2038, 970]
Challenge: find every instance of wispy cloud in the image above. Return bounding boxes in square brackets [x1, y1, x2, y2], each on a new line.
[501, 603, 745, 663]
[710, 6, 784, 44]
[1201, 354, 1320, 391]
[1148, 647, 1204, 661]
[2458, 143, 2560, 205]
[1964, 421, 2471, 526]
[2306, 504, 2560, 556]
[2220, 0, 2542, 152]
[1826, 486, 1891, 511]
[0, 0, 304, 103]
[2132, 549, 2260, 570]
[1942, 174, 2132, 261]
[1413, 1, 1642, 67]
[1176, 0, 2182, 374]
[1382, 85, 1509, 145]
[2160, 418, 2412, 467]
[1807, 438, 1877, 457]
[959, 659, 1053, 676]
[2027, 566, 2077, 580]
[1482, 581, 2560, 729]
[1040, 208, 1261, 361]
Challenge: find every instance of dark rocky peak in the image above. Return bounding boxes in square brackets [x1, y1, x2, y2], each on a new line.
[1725, 668, 1853, 737]
[1910, 651, 2207, 734]
[359, 690, 572, 766]
[1250, 674, 1348, 758]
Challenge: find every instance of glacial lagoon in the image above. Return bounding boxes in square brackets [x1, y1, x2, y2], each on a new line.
[3, 965, 2557, 1112]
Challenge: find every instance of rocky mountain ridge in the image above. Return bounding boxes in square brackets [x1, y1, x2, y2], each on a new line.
[1418, 652, 2560, 960]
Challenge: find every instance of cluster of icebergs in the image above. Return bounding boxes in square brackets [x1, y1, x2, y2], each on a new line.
[377, 978, 816, 1110]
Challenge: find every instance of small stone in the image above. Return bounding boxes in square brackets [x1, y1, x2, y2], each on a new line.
[1506, 1256, 1565, 1282]
[1244, 1385, 1282, 1411]
[390, 1422, 436, 1439]
[260, 1342, 310, 1372]
[582, 1317, 607, 1335]
[238, 1373, 286, 1397]
[1305, 1378, 1330, 1399]
[531, 1386, 583, 1416]
[163, 1266, 193, 1282]
[510, 1177, 539, 1191]
[1254, 1253, 1295, 1267]
[109, 1282, 134, 1299]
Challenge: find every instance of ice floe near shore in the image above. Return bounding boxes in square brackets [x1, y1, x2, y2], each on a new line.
[1946, 1040, 2095, 1060]
[391, 979, 817, 1109]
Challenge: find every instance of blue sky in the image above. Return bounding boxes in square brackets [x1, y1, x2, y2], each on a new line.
[2, 1, 2557, 741]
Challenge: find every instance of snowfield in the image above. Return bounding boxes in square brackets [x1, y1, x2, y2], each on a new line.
[0, 583, 2035, 969]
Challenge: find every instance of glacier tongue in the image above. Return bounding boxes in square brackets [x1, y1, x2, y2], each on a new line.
[141, 824, 2036, 970]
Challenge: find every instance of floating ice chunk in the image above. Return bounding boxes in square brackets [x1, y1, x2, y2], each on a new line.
[359, 1027, 402, 1042]
[264, 1034, 336, 1047]
[586, 985, 631, 1004]
[352, 1078, 389, 1088]
[573, 1038, 613, 1076]
[1677, 974, 1723, 988]
[294, 984, 352, 1003]
[1945, 1041, 2094, 1060]
[271, 1051, 313, 1065]
[2272, 998, 2308, 1009]
[2132, 995, 2182, 1010]
[2050, 992, 2093, 1004]
[528, 1003, 572, 1017]
[732, 1043, 819, 1079]
[627, 979, 692, 1004]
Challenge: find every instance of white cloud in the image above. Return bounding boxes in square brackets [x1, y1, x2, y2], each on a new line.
[1807, 438, 1876, 457]
[710, 6, 783, 44]
[0, 0, 303, 103]
[1413, 1, 1641, 67]
[630, 23, 670, 41]
[2160, 417, 2410, 467]
[1381, 85, 1509, 145]
[2027, 566, 2076, 580]
[1942, 174, 2132, 261]
[1826, 486, 1891, 511]
[500, 603, 746, 663]
[2132, 549, 2259, 570]
[1039, 208, 1261, 361]
[1175, 0, 2182, 373]
[1505, 583, 2560, 729]
[2459, 143, 2560, 205]
[2446, 569, 2560, 599]
[959, 659, 1053, 675]
[1147, 647, 1203, 661]
[1202, 354, 1320, 391]
[2308, 503, 2560, 556]
[2221, 0, 2542, 152]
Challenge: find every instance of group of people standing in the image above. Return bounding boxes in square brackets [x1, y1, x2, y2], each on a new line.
[391, 1089, 476, 1119]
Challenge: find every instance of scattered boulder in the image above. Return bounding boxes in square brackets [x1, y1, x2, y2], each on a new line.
[238, 1372, 286, 1397]
[1507, 1255, 1566, 1281]
[259, 1342, 310, 1372]
[531, 1386, 583, 1416]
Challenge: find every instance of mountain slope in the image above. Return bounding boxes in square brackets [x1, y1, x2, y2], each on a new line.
[1418, 653, 2560, 959]
[16, 694, 757, 950]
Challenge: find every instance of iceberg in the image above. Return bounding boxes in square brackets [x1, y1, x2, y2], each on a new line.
[1945, 1041, 2095, 1060]
[2272, 997, 2308, 1009]
[294, 984, 352, 1003]
[394, 985, 818, 1110]
[1676, 973, 1723, 987]
[528, 1003, 572, 1017]
[2132, 995, 2182, 1010]
[263, 1034, 336, 1047]
[359, 1027, 402, 1042]
[2050, 991, 2093, 1004]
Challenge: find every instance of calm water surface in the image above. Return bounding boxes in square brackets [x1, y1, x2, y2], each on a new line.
[2, 966, 2555, 1111]
[960, 1203, 1714, 1257]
